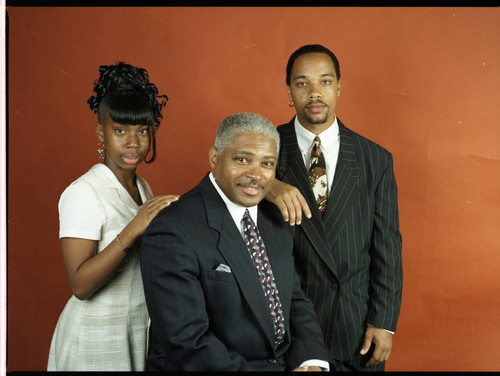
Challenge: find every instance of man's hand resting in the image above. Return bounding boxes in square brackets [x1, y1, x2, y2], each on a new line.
[266, 179, 311, 225]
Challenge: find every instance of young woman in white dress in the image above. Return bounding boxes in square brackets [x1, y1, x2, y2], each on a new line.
[48, 62, 179, 371]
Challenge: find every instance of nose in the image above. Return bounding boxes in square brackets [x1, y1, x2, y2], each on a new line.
[308, 82, 322, 99]
[126, 132, 139, 148]
[246, 163, 262, 181]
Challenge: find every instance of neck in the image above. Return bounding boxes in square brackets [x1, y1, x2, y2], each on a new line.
[103, 161, 137, 188]
[296, 115, 336, 135]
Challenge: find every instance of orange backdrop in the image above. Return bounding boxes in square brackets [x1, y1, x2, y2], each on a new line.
[6, 7, 500, 371]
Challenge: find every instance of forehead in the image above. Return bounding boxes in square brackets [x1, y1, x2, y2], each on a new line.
[103, 114, 147, 128]
[226, 132, 277, 157]
[292, 53, 336, 77]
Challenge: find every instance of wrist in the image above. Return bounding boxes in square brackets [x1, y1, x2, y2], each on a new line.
[116, 234, 132, 253]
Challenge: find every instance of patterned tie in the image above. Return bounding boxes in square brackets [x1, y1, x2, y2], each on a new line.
[308, 136, 328, 215]
[242, 209, 286, 347]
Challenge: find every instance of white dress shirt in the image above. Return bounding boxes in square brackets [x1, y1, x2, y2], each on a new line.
[294, 116, 340, 191]
[209, 172, 329, 370]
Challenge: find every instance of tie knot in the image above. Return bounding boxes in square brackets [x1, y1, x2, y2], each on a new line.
[313, 136, 322, 146]
[243, 209, 253, 224]
[243, 209, 250, 220]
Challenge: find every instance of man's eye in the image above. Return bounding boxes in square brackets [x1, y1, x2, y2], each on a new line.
[322, 80, 331, 85]
[296, 82, 306, 87]
[235, 157, 248, 163]
[263, 161, 275, 167]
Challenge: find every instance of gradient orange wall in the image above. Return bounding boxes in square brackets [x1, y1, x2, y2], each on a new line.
[6, 7, 500, 371]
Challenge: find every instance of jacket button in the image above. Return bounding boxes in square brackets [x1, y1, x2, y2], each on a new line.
[330, 283, 338, 290]
[268, 358, 278, 364]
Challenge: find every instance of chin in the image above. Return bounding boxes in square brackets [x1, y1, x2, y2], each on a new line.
[307, 116, 329, 125]
[239, 197, 263, 208]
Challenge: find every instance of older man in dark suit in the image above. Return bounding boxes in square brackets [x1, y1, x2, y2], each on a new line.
[266, 44, 403, 371]
[140, 113, 335, 371]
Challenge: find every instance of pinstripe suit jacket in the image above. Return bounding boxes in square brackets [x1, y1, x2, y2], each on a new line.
[276, 117, 403, 361]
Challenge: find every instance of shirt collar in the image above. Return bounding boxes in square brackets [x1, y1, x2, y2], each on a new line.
[209, 172, 258, 226]
[294, 115, 339, 153]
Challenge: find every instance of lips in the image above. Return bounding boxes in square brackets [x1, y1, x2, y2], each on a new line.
[306, 101, 327, 114]
[239, 183, 263, 196]
[122, 155, 141, 165]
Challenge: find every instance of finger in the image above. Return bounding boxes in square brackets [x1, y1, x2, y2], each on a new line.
[142, 197, 178, 216]
[288, 195, 302, 225]
[365, 355, 380, 367]
[283, 198, 297, 226]
[360, 331, 373, 355]
[365, 344, 385, 367]
[147, 195, 179, 207]
[153, 197, 178, 211]
[275, 199, 290, 223]
[149, 194, 180, 203]
[296, 192, 311, 219]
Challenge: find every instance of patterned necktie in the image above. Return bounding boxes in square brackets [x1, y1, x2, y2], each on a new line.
[308, 136, 328, 215]
[242, 209, 286, 347]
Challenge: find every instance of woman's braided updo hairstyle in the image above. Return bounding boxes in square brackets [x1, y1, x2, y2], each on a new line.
[88, 62, 168, 163]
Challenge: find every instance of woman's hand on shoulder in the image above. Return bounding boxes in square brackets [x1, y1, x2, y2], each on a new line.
[130, 194, 180, 234]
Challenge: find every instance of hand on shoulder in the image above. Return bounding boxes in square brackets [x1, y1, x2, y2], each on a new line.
[265, 179, 311, 226]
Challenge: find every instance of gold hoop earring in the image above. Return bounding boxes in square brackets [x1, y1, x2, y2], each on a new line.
[97, 142, 105, 160]
[288, 99, 294, 107]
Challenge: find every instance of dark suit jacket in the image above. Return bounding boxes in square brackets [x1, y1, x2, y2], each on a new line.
[140, 174, 333, 371]
[276, 118, 403, 361]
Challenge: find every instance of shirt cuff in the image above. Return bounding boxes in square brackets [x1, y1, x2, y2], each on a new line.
[299, 359, 330, 371]
[367, 323, 395, 335]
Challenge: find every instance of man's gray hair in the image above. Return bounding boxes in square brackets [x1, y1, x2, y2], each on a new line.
[214, 112, 280, 155]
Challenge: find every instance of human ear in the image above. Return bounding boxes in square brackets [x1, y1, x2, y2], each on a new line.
[208, 147, 219, 170]
[287, 87, 294, 107]
[95, 123, 104, 143]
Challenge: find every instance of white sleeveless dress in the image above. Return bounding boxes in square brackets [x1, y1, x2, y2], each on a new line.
[47, 163, 153, 371]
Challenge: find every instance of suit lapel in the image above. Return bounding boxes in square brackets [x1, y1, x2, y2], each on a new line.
[277, 121, 338, 277]
[322, 120, 359, 246]
[257, 209, 292, 320]
[199, 176, 276, 348]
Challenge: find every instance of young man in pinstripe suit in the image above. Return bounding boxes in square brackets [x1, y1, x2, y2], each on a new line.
[266, 44, 403, 371]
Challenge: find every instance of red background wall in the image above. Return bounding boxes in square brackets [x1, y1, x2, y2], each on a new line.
[6, 7, 500, 371]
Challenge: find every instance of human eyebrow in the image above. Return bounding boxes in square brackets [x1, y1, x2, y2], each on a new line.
[235, 150, 255, 156]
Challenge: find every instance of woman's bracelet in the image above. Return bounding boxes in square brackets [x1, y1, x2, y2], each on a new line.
[116, 234, 132, 253]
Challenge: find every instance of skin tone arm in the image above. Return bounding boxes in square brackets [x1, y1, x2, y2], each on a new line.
[360, 326, 393, 367]
[265, 179, 311, 226]
[61, 194, 179, 300]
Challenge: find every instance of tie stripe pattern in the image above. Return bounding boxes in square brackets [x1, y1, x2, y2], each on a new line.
[309, 136, 328, 214]
[242, 209, 286, 347]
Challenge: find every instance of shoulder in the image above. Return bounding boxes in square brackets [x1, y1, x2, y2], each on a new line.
[61, 165, 105, 202]
[152, 182, 204, 223]
[144, 181, 212, 242]
[340, 120, 393, 161]
[259, 199, 283, 221]
[258, 199, 292, 233]
[276, 118, 295, 136]
[72, 164, 116, 190]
